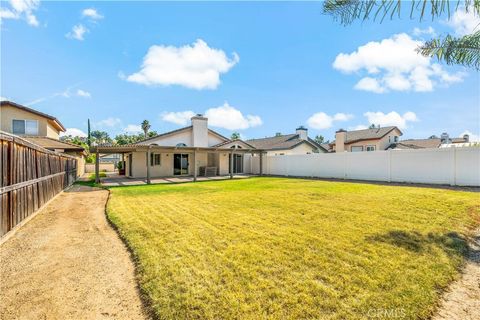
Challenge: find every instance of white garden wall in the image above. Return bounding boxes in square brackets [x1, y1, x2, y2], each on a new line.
[245, 147, 480, 187]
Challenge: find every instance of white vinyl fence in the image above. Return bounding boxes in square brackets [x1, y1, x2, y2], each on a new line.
[245, 147, 480, 187]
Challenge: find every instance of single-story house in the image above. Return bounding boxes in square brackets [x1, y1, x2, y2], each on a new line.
[330, 126, 403, 152]
[389, 133, 473, 150]
[92, 115, 263, 182]
[246, 126, 327, 155]
[0, 100, 86, 176]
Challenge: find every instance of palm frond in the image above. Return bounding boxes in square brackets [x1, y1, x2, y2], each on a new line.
[418, 31, 480, 69]
[323, 0, 480, 25]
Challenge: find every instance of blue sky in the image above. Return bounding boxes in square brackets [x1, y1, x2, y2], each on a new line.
[1, 1, 479, 141]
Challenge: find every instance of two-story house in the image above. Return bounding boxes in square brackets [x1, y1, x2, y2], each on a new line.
[329, 126, 403, 152]
[0, 100, 85, 176]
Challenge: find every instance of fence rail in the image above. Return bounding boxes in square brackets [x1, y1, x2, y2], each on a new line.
[0, 132, 77, 237]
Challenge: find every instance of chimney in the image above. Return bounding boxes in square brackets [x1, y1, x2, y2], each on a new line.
[296, 126, 308, 140]
[463, 134, 470, 142]
[191, 114, 208, 147]
[440, 132, 450, 144]
[335, 129, 347, 152]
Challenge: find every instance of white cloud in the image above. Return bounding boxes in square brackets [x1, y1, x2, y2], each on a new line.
[446, 10, 480, 36]
[354, 77, 385, 93]
[161, 103, 262, 130]
[61, 128, 87, 137]
[333, 33, 465, 93]
[76, 89, 91, 98]
[126, 39, 239, 90]
[123, 124, 142, 133]
[0, 0, 39, 26]
[349, 125, 369, 131]
[205, 103, 262, 130]
[66, 24, 88, 41]
[363, 111, 418, 129]
[95, 117, 122, 128]
[307, 112, 353, 130]
[412, 26, 436, 37]
[161, 111, 196, 126]
[82, 8, 103, 20]
[460, 130, 480, 142]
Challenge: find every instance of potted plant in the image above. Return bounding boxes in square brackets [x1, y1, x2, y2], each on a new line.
[118, 161, 125, 175]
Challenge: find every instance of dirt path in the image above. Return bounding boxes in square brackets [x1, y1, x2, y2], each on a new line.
[0, 185, 148, 320]
[432, 229, 480, 320]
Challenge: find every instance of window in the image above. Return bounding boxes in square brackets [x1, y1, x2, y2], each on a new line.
[366, 145, 376, 152]
[351, 146, 363, 152]
[176, 143, 187, 147]
[150, 153, 161, 166]
[12, 119, 38, 135]
[394, 136, 399, 142]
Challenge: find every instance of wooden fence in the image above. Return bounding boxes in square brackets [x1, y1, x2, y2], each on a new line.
[0, 132, 77, 237]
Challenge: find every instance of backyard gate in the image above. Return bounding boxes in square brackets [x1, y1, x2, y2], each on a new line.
[0, 132, 77, 237]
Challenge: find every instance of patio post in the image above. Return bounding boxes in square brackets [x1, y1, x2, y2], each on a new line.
[146, 146, 151, 184]
[193, 150, 197, 182]
[230, 147, 235, 179]
[95, 148, 100, 184]
[259, 151, 263, 176]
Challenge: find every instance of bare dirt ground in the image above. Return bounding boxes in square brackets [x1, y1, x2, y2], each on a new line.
[433, 229, 480, 320]
[0, 185, 148, 320]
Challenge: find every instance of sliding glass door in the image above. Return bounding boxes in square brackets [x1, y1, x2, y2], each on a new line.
[173, 154, 189, 175]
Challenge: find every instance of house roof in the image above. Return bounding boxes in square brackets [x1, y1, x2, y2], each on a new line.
[389, 136, 469, 150]
[337, 126, 401, 144]
[91, 144, 262, 154]
[133, 125, 229, 145]
[22, 136, 85, 152]
[0, 100, 66, 132]
[212, 139, 256, 149]
[246, 134, 327, 152]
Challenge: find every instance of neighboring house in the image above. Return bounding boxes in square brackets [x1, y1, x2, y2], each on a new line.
[97, 115, 260, 179]
[246, 126, 327, 155]
[0, 100, 85, 176]
[390, 133, 473, 150]
[330, 126, 403, 152]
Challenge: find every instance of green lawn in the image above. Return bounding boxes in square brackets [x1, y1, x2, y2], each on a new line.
[106, 177, 479, 320]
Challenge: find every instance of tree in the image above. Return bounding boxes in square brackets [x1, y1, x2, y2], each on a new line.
[90, 130, 111, 144]
[314, 135, 325, 144]
[141, 120, 151, 138]
[231, 132, 241, 140]
[147, 131, 158, 138]
[87, 118, 91, 148]
[323, 0, 480, 70]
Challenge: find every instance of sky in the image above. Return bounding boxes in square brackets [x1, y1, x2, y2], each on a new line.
[1, 1, 479, 142]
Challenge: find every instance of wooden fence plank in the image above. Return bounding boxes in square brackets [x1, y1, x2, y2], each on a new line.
[0, 132, 77, 237]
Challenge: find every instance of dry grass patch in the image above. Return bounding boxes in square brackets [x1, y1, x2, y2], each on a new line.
[107, 177, 479, 320]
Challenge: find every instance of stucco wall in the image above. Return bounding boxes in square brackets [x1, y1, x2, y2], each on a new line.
[126, 151, 221, 178]
[145, 129, 193, 147]
[85, 163, 115, 173]
[0, 105, 60, 139]
[142, 127, 226, 148]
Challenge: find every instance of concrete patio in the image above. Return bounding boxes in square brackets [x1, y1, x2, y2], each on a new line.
[99, 173, 255, 187]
